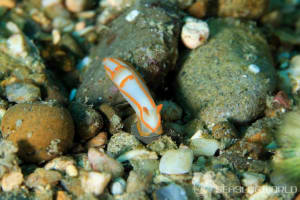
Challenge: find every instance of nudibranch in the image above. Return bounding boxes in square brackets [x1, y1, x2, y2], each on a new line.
[102, 57, 163, 137]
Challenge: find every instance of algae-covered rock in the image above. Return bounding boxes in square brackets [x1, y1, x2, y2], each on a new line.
[176, 18, 276, 124]
[76, 0, 181, 105]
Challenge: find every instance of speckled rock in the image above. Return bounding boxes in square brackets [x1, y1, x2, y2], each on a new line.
[69, 102, 104, 141]
[176, 18, 276, 125]
[5, 82, 41, 103]
[1, 102, 75, 163]
[107, 132, 141, 157]
[218, 0, 269, 19]
[76, 0, 181, 105]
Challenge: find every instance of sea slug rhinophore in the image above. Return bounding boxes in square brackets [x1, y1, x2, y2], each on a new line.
[102, 57, 163, 137]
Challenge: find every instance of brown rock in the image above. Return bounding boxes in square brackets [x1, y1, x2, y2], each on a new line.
[26, 168, 62, 188]
[1, 102, 74, 163]
[218, 0, 269, 19]
[188, 0, 208, 18]
[87, 132, 107, 148]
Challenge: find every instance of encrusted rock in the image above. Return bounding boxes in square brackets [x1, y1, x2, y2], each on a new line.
[69, 102, 103, 141]
[107, 131, 141, 157]
[176, 18, 276, 125]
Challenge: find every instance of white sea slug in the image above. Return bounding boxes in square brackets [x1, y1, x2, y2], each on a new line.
[102, 57, 163, 137]
[181, 17, 209, 49]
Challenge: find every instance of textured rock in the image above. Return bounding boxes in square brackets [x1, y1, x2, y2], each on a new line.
[1, 102, 74, 163]
[176, 18, 276, 124]
[218, 0, 269, 19]
[76, 0, 181, 105]
[69, 102, 103, 141]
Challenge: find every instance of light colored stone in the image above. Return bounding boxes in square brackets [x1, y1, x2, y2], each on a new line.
[159, 148, 193, 174]
[181, 17, 209, 49]
[80, 171, 111, 195]
[1, 171, 23, 192]
[190, 138, 220, 156]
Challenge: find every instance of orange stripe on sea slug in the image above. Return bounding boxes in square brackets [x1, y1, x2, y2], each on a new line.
[119, 88, 159, 133]
[120, 75, 134, 88]
[104, 66, 115, 77]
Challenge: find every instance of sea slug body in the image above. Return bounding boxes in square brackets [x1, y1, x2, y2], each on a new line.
[102, 57, 163, 137]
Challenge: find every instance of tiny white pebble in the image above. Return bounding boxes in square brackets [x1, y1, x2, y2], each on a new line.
[76, 56, 91, 70]
[125, 10, 140, 22]
[6, 21, 20, 33]
[242, 75, 248, 78]
[181, 17, 209, 49]
[248, 64, 260, 74]
[52, 29, 61, 45]
[66, 165, 78, 177]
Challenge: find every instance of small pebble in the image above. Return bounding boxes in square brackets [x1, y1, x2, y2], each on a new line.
[66, 165, 78, 177]
[181, 17, 209, 49]
[125, 9, 140, 22]
[88, 148, 124, 178]
[99, 103, 123, 134]
[7, 33, 28, 57]
[56, 191, 72, 200]
[0, 0, 15, 8]
[80, 171, 111, 196]
[69, 102, 103, 141]
[111, 177, 126, 195]
[248, 64, 260, 74]
[26, 168, 62, 188]
[126, 170, 152, 193]
[86, 132, 107, 148]
[190, 138, 220, 156]
[159, 148, 193, 174]
[65, 0, 89, 12]
[155, 184, 188, 200]
[1, 171, 23, 192]
[107, 131, 141, 157]
[6, 83, 41, 103]
[188, 0, 208, 18]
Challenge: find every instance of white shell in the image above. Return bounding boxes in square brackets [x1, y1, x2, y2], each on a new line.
[189, 138, 219, 156]
[181, 17, 209, 49]
[159, 148, 193, 174]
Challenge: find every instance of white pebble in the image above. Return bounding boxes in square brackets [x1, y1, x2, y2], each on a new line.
[189, 138, 219, 156]
[52, 29, 61, 45]
[159, 148, 193, 174]
[248, 64, 260, 74]
[66, 165, 78, 177]
[42, 0, 60, 7]
[125, 10, 140, 22]
[181, 17, 209, 49]
[110, 178, 126, 195]
[7, 34, 28, 57]
[1, 171, 23, 192]
[81, 172, 111, 196]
